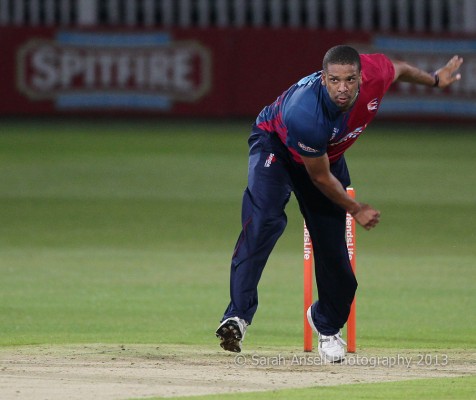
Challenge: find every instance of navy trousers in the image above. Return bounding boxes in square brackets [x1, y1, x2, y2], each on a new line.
[222, 128, 357, 335]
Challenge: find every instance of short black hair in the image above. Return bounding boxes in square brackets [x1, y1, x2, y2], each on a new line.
[323, 45, 361, 72]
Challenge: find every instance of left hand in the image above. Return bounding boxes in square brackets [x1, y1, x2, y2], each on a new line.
[435, 56, 463, 88]
[352, 203, 381, 231]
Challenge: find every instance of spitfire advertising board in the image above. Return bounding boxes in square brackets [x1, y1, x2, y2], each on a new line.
[1, 27, 474, 120]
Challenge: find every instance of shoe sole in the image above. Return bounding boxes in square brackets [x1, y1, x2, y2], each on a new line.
[215, 320, 243, 353]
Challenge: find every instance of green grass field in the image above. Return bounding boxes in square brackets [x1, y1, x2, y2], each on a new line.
[0, 119, 474, 399]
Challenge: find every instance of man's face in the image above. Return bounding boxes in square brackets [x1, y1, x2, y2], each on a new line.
[321, 63, 362, 111]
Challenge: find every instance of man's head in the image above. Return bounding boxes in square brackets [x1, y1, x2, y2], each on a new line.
[321, 45, 362, 111]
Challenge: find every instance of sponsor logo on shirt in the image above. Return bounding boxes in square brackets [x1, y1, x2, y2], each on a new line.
[298, 142, 320, 153]
[329, 126, 365, 146]
[330, 127, 339, 141]
[264, 153, 276, 167]
[367, 98, 379, 112]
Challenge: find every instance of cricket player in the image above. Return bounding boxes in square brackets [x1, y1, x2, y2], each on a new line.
[216, 45, 463, 362]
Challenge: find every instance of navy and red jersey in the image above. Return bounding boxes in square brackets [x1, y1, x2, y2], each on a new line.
[255, 54, 395, 164]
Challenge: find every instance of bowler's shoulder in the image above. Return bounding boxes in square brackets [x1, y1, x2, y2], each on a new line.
[360, 53, 395, 87]
[360, 53, 393, 70]
[283, 87, 320, 134]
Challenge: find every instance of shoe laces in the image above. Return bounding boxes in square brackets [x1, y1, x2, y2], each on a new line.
[319, 332, 347, 346]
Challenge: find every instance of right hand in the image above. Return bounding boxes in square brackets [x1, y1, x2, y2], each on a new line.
[352, 203, 381, 230]
[435, 55, 463, 88]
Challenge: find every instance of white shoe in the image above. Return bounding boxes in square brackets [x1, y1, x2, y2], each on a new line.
[215, 317, 248, 353]
[306, 306, 346, 362]
[317, 331, 346, 363]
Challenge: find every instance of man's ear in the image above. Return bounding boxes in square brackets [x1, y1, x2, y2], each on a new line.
[321, 72, 327, 86]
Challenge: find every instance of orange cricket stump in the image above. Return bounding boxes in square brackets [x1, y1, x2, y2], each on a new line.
[303, 187, 357, 353]
[303, 222, 313, 352]
[346, 187, 357, 353]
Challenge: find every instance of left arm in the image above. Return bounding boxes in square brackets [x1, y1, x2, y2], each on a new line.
[392, 56, 463, 88]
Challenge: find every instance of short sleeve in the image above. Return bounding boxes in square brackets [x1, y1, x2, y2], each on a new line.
[283, 92, 327, 158]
